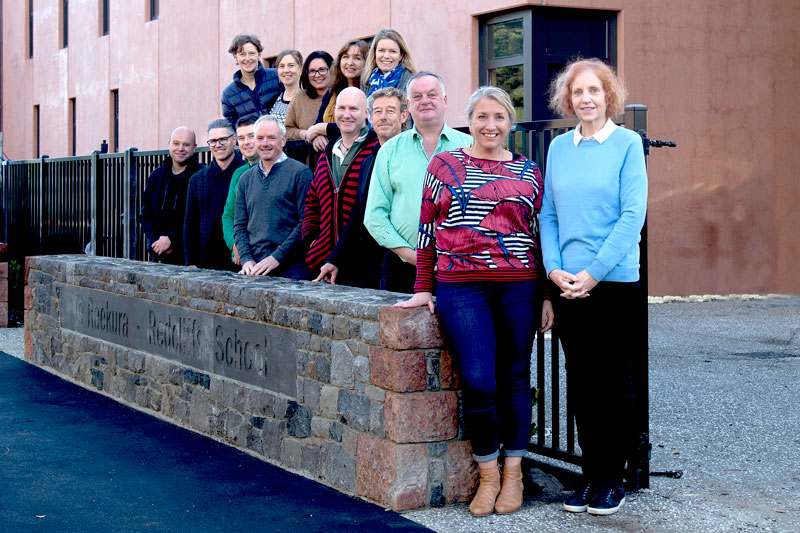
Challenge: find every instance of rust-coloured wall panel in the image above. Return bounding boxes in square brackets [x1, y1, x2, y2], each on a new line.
[2, 0, 799, 295]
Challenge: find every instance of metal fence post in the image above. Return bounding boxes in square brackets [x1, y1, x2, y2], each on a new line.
[90, 151, 101, 256]
[0, 162, 6, 244]
[624, 104, 651, 491]
[123, 148, 138, 259]
[37, 155, 48, 254]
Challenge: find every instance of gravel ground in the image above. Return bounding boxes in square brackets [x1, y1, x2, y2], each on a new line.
[0, 326, 24, 359]
[404, 295, 800, 532]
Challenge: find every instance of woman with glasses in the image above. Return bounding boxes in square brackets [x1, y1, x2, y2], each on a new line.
[285, 51, 334, 143]
[265, 49, 304, 125]
[220, 34, 281, 127]
[304, 39, 369, 151]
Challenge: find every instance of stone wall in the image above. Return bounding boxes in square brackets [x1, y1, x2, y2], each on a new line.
[23, 255, 477, 511]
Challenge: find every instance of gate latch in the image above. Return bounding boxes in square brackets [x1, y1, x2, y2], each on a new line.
[637, 130, 677, 156]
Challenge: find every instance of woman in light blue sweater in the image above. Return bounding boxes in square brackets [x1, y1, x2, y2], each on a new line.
[540, 58, 647, 517]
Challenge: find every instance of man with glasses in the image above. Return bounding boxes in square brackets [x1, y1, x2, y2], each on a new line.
[221, 117, 261, 266]
[139, 126, 203, 265]
[183, 119, 244, 270]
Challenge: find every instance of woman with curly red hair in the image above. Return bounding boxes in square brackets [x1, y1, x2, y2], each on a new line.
[541, 58, 647, 516]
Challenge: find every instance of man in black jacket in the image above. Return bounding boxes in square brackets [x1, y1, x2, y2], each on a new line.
[184, 119, 244, 270]
[139, 126, 203, 264]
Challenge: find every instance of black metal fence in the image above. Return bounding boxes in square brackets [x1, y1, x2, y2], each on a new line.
[0, 147, 211, 261]
[0, 105, 650, 488]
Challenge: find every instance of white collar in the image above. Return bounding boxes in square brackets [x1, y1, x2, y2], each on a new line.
[573, 118, 617, 147]
[258, 152, 288, 174]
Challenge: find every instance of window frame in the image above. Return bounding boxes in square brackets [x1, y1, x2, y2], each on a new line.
[68, 97, 77, 156]
[60, 0, 68, 49]
[99, 0, 109, 36]
[479, 11, 532, 121]
[480, 8, 619, 122]
[26, 0, 34, 58]
[147, 0, 158, 22]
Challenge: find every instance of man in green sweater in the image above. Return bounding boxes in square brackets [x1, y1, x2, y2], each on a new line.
[221, 116, 261, 265]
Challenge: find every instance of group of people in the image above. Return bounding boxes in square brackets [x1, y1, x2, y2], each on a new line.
[139, 27, 647, 519]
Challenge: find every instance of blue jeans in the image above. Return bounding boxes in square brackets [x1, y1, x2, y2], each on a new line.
[436, 279, 540, 461]
[274, 261, 311, 281]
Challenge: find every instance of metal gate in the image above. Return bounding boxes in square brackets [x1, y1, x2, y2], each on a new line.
[510, 105, 668, 491]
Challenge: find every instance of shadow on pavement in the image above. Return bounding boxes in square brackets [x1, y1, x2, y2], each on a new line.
[0, 352, 430, 532]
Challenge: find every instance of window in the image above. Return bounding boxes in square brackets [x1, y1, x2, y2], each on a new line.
[26, 0, 34, 58]
[480, 7, 617, 121]
[100, 0, 109, 36]
[110, 90, 119, 152]
[68, 98, 77, 155]
[262, 56, 276, 69]
[147, 0, 158, 21]
[60, 0, 68, 48]
[480, 12, 530, 122]
[33, 105, 40, 158]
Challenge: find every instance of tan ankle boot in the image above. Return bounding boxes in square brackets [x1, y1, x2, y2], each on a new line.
[495, 464, 524, 515]
[469, 464, 501, 517]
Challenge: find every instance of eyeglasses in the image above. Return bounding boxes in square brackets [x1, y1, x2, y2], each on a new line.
[308, 67, 329, 78]
[207, 134, 234, 146]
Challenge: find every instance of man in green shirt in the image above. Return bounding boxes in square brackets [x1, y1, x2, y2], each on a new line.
[364, 71, 472, 292]
[221, 116, 260, 265]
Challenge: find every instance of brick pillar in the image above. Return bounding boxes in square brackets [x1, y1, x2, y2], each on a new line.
[0, 261, 8, 327]
[356, 305, 477, 511]
[24, 257, 33, 358]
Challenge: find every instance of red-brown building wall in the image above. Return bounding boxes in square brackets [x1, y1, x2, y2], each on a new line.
[2, 0, 799, 295]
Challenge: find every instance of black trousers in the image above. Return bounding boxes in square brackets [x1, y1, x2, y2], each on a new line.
[556, 281, 642, 486]
[379, 250, 416, 294]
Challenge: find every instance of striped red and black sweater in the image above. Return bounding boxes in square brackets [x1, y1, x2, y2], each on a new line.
[302, 130, 381, 271]
[414, 149, 548, 293]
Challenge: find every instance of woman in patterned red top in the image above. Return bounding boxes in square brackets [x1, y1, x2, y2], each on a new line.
[396, 86, 553, 517]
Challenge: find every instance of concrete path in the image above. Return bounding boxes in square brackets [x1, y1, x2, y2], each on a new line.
[2, 295, 798, 532]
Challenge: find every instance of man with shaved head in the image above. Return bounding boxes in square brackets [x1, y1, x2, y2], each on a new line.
[140, 126, 203, 264]
[302, 87, 383, 287]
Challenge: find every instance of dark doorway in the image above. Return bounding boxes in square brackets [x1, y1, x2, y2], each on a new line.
[481, 7, 617, 121]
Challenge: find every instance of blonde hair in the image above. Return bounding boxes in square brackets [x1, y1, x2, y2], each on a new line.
[548, 58, 627, 119]
[466, 86, 515, 126]
[361, 29, 417, 87]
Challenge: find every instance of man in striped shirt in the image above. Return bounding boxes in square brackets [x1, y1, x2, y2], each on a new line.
[302, 87, 383, 287]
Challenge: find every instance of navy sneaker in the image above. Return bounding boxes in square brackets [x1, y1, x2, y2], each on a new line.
[587, 482, 625, 515]
[563, 481, 594, 513]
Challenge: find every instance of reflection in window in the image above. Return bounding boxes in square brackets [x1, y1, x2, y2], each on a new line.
[490, 65, 524, 122]
[489, 19, 523, 59]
